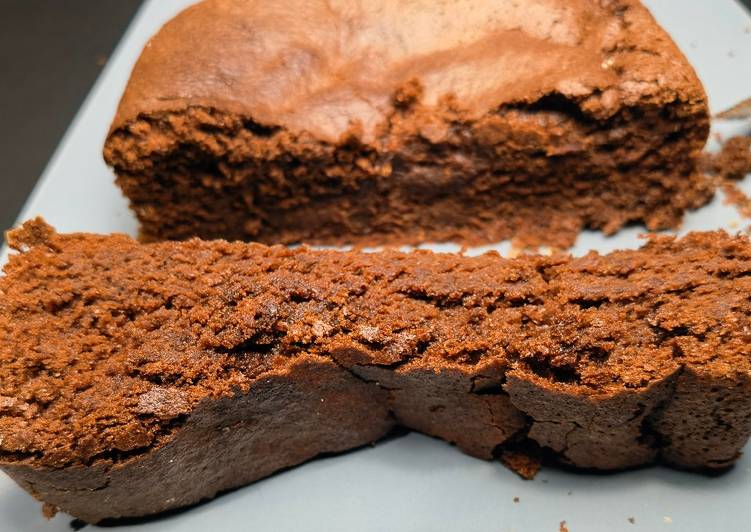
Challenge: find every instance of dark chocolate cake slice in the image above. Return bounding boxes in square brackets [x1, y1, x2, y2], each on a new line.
[1, 219, 750, 522]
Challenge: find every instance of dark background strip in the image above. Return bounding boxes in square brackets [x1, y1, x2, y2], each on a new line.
[0, 0, 749, 232]
[0, 0, 143, 232]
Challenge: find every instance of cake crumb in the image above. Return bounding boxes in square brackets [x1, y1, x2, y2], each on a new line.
[500, 447, 541, 480]
[704, 136, 751, 181]
[559, 520, 570, 532]
[701, 136, 751, 219]
[6, 217, 58, 252]
[722, 183, 751, 219]
[628, 517, 635, 524]
[41, 502, 58, 519]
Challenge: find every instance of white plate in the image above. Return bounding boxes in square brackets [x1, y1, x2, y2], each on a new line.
[1, 1, 751, 530]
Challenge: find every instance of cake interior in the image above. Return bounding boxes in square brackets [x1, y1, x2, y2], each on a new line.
[105, 93, 711, 248]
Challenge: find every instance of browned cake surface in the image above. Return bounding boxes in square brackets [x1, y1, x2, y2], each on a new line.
[1, 219, 750, 523]
[104, 0, 710, 248]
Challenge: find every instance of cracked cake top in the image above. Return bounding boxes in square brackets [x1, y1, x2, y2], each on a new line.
[109, 0, 705, 143]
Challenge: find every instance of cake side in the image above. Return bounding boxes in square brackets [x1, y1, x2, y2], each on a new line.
[4, 355, 395, 523]
[1, 220, 750, 522]
[103, 0, 711, 247]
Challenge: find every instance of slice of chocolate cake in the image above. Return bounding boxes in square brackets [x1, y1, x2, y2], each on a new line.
[1, 219, 750, 523]
[104, 0, 711, 248]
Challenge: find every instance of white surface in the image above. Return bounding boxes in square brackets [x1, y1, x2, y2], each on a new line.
[1, 1, 751, 530]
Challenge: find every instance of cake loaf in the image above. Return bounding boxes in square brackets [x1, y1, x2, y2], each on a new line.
[2, 219, 750, 523]
[104, 0, 711, 248]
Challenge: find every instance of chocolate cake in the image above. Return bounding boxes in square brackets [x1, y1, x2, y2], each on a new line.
[104, 0, 711, 248]
[2, 219, 751, 523]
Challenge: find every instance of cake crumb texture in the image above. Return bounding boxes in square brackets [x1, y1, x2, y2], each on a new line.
[703, 136, 751, 182]
[1, 219, 750, 522]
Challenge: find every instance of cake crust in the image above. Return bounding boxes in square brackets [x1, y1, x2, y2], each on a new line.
[2, 219, 750, 522]
[110, 0, 704, 141]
